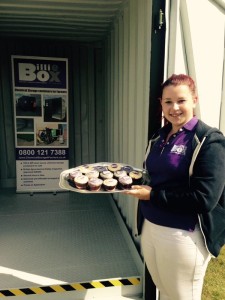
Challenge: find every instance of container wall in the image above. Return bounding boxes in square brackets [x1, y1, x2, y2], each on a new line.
[0, 0, 154, 240]
[104, 0, 152, 238]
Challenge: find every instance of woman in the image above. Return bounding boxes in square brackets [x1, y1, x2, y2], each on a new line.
[125, 74, 225, 300]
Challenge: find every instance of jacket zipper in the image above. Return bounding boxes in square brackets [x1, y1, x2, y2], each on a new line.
[190, 135, 214, 257]
[160, 146, 165, 155]
[197, 215, 214, 257]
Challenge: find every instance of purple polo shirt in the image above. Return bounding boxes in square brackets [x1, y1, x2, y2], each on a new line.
[141, 117, 199, 231]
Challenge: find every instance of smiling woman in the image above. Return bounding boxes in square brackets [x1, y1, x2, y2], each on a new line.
[160, 74, 198, 134]
[125, 74, 225, 300]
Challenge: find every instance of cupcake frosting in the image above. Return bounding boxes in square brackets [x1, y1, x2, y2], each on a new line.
[100, 170, 113, 179]
[69, 170, 82, 180]
[88, 177, 103, 185]
[103, 178, 118, 190]
[80, 164, 94, 174]
[122, 165, 134, 173]
[74, 175, 88, 186]
[88, 178, 103, 191]
[129, 170, 142, 180]
[86, 170, 99, 179]
[119, 175, 133, 185]
[94, 165, 108, 173]
[114, 170, 127, 178]
[108, 163, 122, 172]
[119, 175, 133, 190]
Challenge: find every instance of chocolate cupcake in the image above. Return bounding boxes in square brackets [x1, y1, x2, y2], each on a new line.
[103, 178, 118, 191]
[74, 175, 88, 189]
[88, 178, 103, 191]
[80, 164, 94, 174]
[68, 170, 82, 182]
[129, 170, 143, 184]
[107, 163, 122, 172]
[118, 175, 133, 190]
[114, 170, 127, 180]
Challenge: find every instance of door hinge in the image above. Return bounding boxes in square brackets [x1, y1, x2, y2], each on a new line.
[154, 9, 165, 33]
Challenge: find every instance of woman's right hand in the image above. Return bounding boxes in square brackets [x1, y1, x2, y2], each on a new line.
[123, 185, 152, 200]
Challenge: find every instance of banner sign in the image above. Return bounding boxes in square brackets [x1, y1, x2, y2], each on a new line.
[12, 56, 69, 192]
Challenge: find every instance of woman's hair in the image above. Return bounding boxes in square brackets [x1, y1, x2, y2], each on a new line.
[160, 74, 197, 98]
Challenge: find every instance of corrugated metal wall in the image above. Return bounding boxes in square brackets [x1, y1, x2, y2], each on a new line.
[104, 0, 152, 237]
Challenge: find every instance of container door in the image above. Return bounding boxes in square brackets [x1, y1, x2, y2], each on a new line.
[164, 0, 225, 131]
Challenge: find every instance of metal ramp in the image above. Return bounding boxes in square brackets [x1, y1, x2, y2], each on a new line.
[0, 189, 143, 299]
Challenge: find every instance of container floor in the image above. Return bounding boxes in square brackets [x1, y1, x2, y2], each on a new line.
[0, 189, 141, 292]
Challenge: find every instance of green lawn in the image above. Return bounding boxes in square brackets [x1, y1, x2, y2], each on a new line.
[202, 246, 225, 300]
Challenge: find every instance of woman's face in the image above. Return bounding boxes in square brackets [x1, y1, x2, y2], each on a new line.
[161, 84, 197, 130]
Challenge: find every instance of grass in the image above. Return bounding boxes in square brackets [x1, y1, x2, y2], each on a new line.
[202, 245, 225, 300]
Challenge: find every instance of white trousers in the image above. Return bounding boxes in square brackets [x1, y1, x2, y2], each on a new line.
[141, 219, 211, 300]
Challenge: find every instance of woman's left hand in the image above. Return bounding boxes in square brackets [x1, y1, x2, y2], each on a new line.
[123, 185, 152, 200]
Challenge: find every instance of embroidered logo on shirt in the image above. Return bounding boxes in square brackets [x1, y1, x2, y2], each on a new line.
[171, 144, 187, 155]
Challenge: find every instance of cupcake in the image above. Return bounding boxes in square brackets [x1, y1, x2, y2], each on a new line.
[68, 170, 82, 182]
[86, 170, 99, 179]
[107, 163, 122, 172]
[118, 175, 133, 190]
[94, 165, 108, 173]
[129, 170, 143, 184]
[114, 170, 127, 180]
[103, 178, 118, 191]
[80, 164, 94, 174]
[122, 165, 134, 173]
[88, 178, 103, 191]
[74, 175, 88, 189]
[100, 170, 113, 180]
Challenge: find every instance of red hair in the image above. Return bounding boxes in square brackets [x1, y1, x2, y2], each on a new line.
[160, 74, 197, 98]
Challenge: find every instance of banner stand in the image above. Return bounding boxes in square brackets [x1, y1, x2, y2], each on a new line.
[12, 55, 69, 193]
